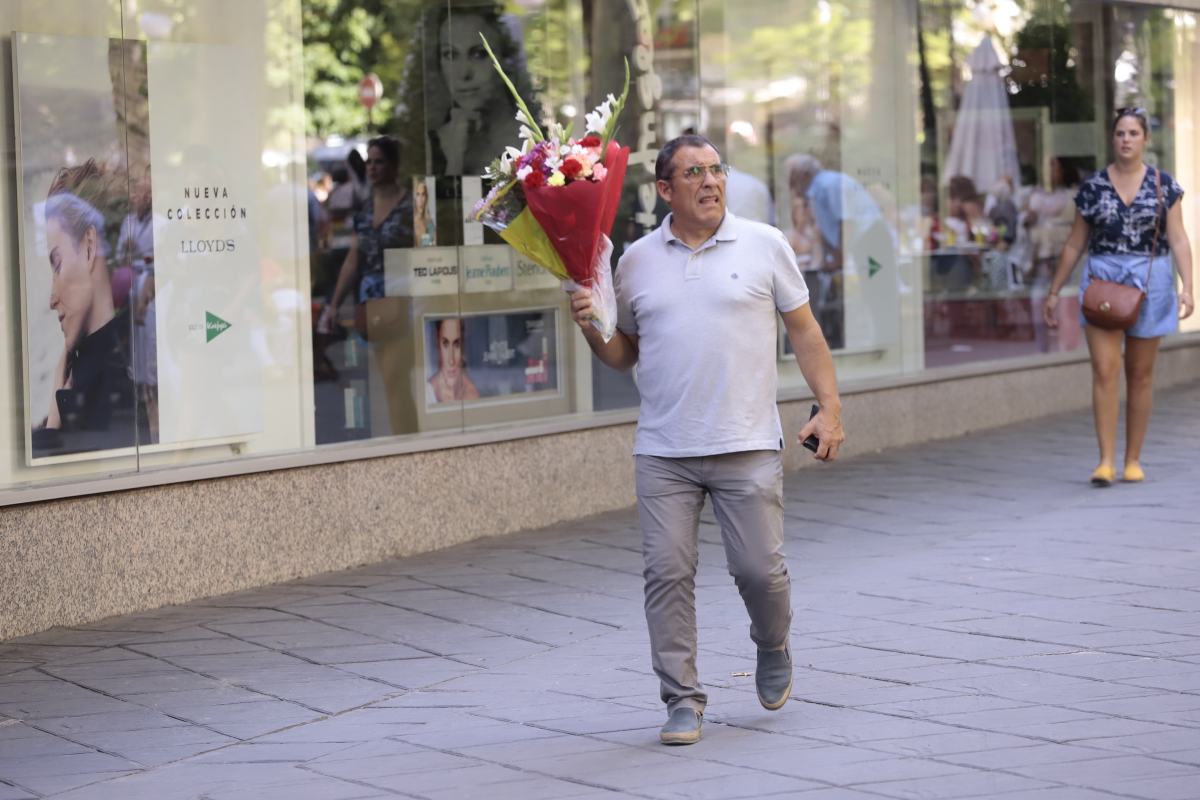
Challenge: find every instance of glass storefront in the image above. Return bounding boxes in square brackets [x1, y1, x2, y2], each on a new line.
[3, 0, 1198, 499]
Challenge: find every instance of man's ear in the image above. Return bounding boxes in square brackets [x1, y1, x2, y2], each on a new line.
[656, 178, 672, 205]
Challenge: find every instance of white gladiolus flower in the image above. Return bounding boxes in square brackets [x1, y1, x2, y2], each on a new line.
[516, 165, 532, 180]
[585, 105, 610, 135]
[497, 151, 515, 176]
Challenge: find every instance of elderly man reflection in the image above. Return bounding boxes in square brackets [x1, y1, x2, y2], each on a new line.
[34, 161, 138, 455]
[426, 317, 480, 404]
[117, 168, 159, 443]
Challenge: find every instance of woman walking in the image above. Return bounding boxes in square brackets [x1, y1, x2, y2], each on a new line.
[1044, 108, 1195, 486]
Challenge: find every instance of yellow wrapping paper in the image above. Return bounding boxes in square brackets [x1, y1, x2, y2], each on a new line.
[498, 207, 570, 281]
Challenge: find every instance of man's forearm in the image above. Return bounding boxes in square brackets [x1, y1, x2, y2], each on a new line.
[581, 325, 638, 372]
[791, 325, 840, 411]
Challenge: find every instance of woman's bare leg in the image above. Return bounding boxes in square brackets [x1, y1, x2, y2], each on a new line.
[1085, 325, 1125, 469]
[1123, 335, 1162, 467]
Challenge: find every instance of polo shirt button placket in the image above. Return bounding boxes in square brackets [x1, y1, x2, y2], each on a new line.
[685, 251, 701, 280]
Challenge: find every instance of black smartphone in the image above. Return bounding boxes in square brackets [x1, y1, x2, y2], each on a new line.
[802, 404, 820, 452]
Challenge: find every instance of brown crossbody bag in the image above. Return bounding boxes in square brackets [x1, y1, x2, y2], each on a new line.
[1081, 167, 1163, 330]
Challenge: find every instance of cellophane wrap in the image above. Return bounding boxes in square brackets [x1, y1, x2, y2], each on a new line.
[563, 234, 616, 343]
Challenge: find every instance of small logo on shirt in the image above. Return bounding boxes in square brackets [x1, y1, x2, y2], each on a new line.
[730, 272, 739, 280]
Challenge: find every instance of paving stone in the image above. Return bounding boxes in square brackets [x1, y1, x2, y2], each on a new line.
[163, 699, 324, 739]
[857, 729, 1038, 758]
[0, 783, 38, 800]
[1006, 754, 1200, 789]
[639, 770, 823, 799]
[0, 727, 93, 758]
[856, 770, 1053, 799]
[3, 770, 139, 797]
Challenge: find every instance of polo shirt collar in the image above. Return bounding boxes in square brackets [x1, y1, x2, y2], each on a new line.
[660, 211, 740, 247]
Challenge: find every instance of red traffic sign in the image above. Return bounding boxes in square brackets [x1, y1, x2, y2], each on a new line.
[358, 73, 382, 110]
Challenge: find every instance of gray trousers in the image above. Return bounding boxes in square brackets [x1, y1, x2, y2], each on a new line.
[635, 450, 791, 713]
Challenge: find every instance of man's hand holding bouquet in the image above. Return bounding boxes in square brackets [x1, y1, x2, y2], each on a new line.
[471, 37, 630, 342]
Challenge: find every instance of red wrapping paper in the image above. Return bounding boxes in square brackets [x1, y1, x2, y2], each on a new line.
[524, 142, 630, 286]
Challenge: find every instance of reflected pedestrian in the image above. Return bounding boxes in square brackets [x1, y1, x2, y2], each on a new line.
[318, 135, 413, 336]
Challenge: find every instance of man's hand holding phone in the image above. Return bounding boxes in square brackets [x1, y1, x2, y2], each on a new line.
[798, 403, 845, 462]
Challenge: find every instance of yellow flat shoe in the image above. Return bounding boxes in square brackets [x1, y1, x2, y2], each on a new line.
[1122, 463, 1145, 483]
[1090, 465, 1115, 487]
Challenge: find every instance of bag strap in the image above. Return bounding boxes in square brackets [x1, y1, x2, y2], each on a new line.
[1148, 167, 1163, 279]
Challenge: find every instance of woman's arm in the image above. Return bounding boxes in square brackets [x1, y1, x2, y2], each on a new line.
[1043, 210, 1090, 327]
[319, 239, 359, 333]
[1165, 201, 1195, 319]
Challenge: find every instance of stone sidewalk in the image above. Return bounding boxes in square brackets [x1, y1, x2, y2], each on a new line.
[3, 383, 1200, 800]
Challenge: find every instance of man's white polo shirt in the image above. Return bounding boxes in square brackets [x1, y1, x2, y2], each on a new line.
[614, 211, 809, 457]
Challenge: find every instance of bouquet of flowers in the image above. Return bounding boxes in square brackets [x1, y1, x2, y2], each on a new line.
[471, 36, 630, 342]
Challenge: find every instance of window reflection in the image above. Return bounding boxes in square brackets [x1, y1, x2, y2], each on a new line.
[916, 1, 1190, 367]
[300, 0, 1200, 447]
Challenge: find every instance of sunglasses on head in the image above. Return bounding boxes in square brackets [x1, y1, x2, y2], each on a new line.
[1115, 106, 1147, 119]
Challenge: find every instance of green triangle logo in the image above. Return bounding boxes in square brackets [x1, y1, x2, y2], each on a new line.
[868, 255, 882, 278]
[205, 311, 231, 343]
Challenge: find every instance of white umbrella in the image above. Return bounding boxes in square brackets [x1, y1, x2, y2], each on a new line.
[942, 36, 1021, 193]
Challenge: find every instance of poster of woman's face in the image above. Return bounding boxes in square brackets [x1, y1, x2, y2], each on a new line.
[424, 310, 559, 408]
[15, 35, 157, 462]
[413, 176, 437, 247]
[422, 4, 537, 176]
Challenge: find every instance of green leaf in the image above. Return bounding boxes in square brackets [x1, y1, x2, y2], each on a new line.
[600, 58, 631, 158]
[479, 34, 543, 142]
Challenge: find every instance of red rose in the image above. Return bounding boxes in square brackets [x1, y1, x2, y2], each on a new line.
[580, 135, 601, 148]
[524, 170, 546, 189]
[560, 157, 583, 179]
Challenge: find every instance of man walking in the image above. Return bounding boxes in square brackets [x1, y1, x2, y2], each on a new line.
[570, 134, 845, 745]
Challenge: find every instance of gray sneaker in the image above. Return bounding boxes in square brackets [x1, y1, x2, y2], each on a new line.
[756, 646, 793, 710]
[659, 707, 702, 745]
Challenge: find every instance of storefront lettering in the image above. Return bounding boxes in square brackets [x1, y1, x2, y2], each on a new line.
[180, 238, 236, 254]
[464, 265, 508, 280]
[185, 186, 230, 200]
[625, 0, 662, 232]
[168, 185, 249, 221]
[413, 265, 458, 278]
[168, 206, 248, 221]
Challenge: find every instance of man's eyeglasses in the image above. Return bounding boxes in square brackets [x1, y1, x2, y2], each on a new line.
[674, 163, 731, 182]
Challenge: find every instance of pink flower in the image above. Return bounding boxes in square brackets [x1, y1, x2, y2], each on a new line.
[592, 163, 608, 182]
